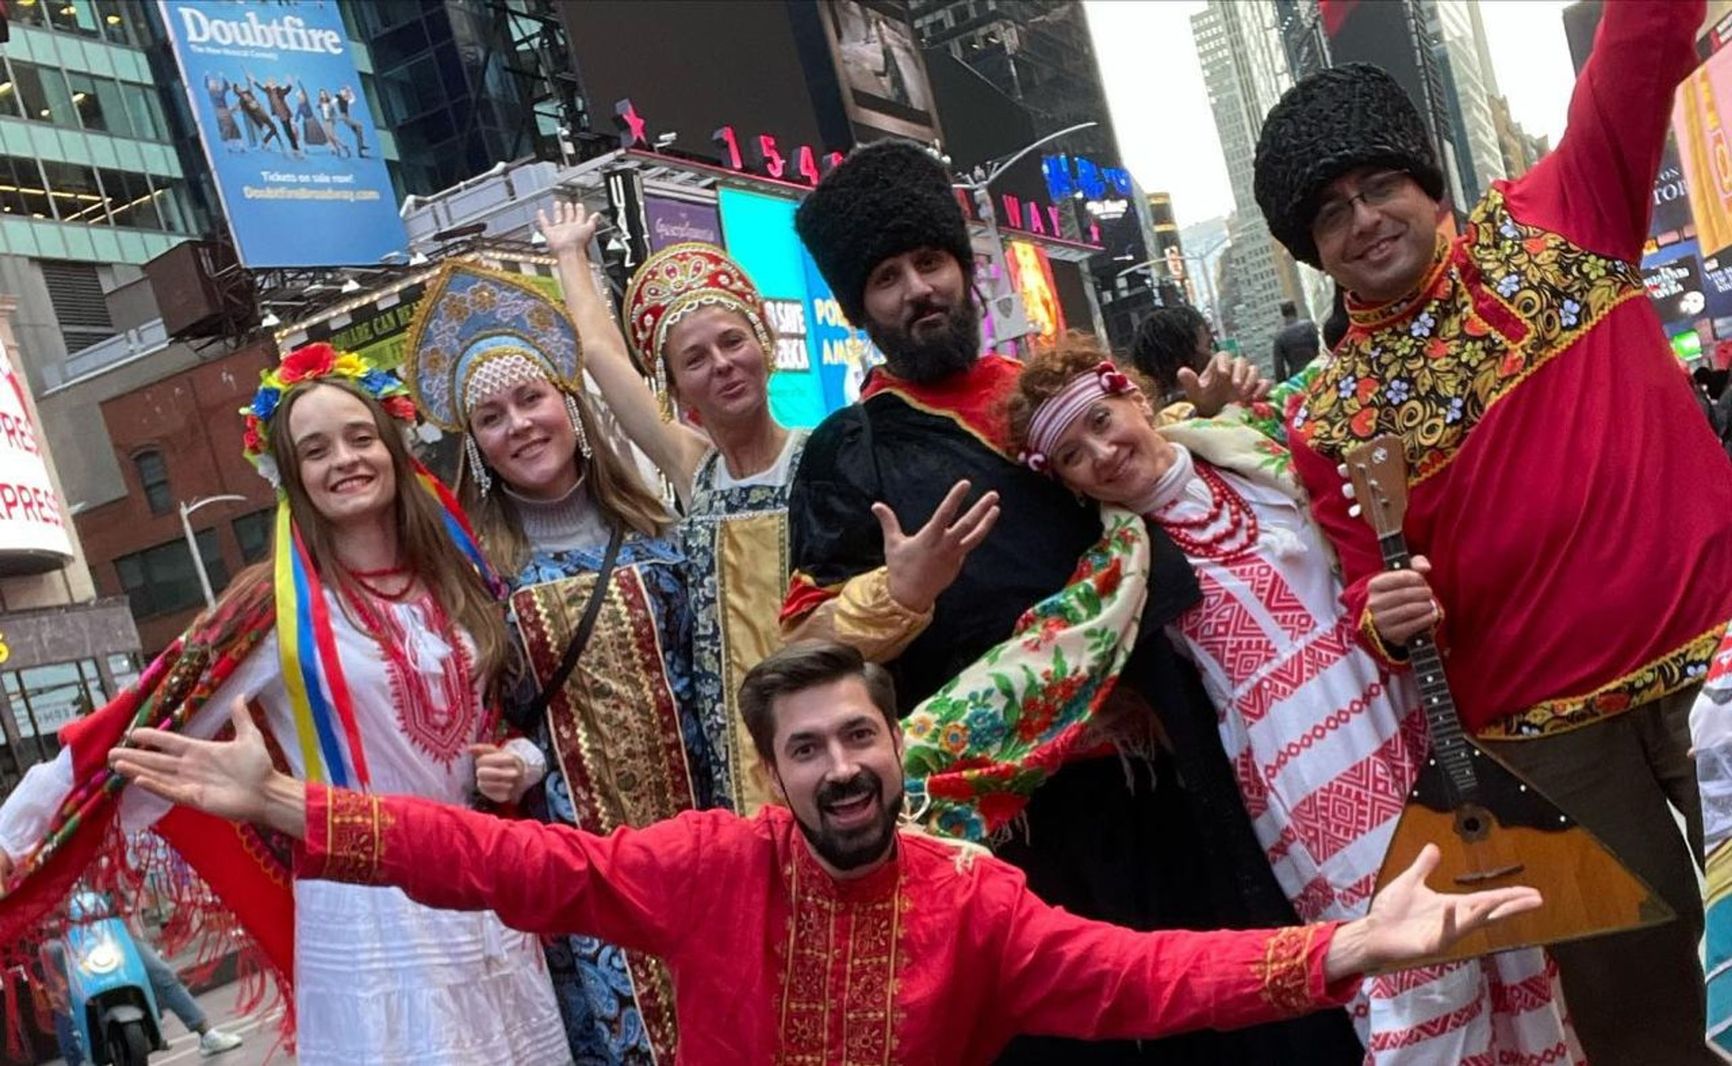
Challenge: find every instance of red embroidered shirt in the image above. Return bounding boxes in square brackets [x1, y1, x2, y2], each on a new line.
[300, 786, 1356, 1064]
[1288, 0, 1732, 737]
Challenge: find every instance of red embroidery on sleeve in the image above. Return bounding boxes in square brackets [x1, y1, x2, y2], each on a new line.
[321, 789, 393, 884]
[1252, 925, 1318, 1015]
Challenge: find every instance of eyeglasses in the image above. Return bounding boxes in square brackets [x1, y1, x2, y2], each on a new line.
[1313, 171, 1413, 238]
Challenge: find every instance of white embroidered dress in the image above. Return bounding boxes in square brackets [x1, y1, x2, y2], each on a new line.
[1150, 431, 1581, 1066]
[0, 592, 571, 1066]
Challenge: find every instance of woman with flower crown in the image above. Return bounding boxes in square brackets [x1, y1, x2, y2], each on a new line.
[403, 259, 708, 1066]
[537, 202, 808, 817]
[969, 332, 1577, 1065]
[0, 344, 570, 1064]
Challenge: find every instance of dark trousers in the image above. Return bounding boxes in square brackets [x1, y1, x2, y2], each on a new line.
[1485, 688, 1715, 1066]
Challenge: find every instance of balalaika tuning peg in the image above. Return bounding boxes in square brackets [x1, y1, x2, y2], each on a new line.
[1337, 462, 1349, 478]
[1348, 504, 1361, 518]
[1341, 483, 1356, 499]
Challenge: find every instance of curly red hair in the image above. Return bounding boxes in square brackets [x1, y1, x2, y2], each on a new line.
[1007, 331, 1158, 453]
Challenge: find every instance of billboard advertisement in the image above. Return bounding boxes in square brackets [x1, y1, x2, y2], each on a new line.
[158, 0, 407, 268]
[1643, 238, 1709, 328]
[645, 196, 723, 253]
[1006, 240, 1065, 345]
[0, 336, 74, 567]
[1676, 42, 1732, 266]
[819, 0, 944, 144]
[717, 189, 877, 427]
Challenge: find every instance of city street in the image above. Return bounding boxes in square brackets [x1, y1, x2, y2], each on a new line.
[40, 980, 287, 1066]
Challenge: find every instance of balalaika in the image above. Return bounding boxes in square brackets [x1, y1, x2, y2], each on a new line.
[1343, 435, 1671, 969]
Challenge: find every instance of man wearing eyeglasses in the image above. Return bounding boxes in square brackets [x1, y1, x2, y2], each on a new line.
[1249, 4, 1732, 1063]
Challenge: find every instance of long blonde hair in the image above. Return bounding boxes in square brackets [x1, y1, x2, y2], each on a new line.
[460, 385, 671, 576]
[265, 378, 510, 686]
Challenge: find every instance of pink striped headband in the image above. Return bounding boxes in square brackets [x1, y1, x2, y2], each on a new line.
[1018, 360, 1134, 473]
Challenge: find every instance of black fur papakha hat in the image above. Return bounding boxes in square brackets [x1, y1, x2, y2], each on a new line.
[1253, 63, 1446, 267]
[795, 139, 974, 327]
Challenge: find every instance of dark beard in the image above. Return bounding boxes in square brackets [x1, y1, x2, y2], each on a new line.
[791, 768, 904, 873]
[866, 297, 982, 384]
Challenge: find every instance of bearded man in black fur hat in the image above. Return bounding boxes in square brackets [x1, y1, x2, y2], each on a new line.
[778, 138, 1363, 1066]
[1254, 3, 1732, 1062]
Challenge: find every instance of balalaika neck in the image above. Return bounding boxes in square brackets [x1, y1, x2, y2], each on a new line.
[1376, 531, 1479, 804]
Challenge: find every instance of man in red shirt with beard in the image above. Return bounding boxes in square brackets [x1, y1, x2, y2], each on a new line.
[108, 641, 1540, 1065]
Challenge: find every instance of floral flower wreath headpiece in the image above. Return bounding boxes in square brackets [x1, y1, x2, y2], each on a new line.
[241, 342, 418, 489]
[1018, 360, 1133, 474]
[622, 242, 771, 420]
[236, 341, 497, 793]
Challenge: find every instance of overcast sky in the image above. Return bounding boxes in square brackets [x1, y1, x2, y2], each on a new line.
[1087, 0, 1579, 231]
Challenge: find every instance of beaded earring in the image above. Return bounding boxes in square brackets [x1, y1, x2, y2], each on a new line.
[464, 435, 491, 498]
[564, 391, 593, 459]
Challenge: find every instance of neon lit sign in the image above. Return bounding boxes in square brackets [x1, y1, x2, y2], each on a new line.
[610, 98, 846, 188]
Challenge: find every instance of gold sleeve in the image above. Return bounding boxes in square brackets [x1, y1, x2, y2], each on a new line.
[781, 566, 933, 662]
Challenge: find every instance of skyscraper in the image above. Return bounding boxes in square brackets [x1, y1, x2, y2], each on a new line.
[1427, 1, 1506, 205]
[1192, 0, 1317, 372]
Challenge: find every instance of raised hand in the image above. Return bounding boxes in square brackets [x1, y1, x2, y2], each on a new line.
[1177, 351, 1272, 417]
[1325, 844, 1543, 979]
[470, 743, 530, 804]
[109, 699, 278, 825]
[537, 201, 602, 260]
[875, 480, 1001, 614]
[1367, 554, 1439, 646]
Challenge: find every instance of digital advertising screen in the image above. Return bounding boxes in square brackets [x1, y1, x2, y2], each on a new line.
[158, 0, 407, 268]
[644, 196, 723, 253]
[1675, 44, 1732, 265]
[1005, 240, 1065, 345]
[717, 188, 876, 426]
[819, 0, 944, 144]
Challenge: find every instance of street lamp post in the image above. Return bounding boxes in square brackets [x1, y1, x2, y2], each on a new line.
[179, 494, 248, 609]
[1113, 232, 1231, 333]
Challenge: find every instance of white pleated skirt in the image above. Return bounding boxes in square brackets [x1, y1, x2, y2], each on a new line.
[293, 879, 571, 1065]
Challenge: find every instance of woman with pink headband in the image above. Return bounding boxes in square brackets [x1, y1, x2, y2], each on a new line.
[1005, 334, 1580, 1066]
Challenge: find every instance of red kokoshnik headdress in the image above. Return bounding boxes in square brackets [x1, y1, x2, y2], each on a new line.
[622, 242, 772, 419]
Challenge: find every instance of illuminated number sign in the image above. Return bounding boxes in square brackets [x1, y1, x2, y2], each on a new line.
[613, 100, 847, 187]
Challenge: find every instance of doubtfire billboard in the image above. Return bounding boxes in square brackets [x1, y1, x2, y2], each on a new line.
[158, 0, 407, 268]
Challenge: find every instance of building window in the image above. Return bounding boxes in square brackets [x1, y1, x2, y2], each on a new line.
[103, 652, 140, 699]
[133, 449, 171, 514]
[0, 156, 52, 219]
[114, 530, 228, 620]
[46, 0, 99, 37]
[233, 508, 273, 563]
[10, 661, 99, 743]
[8, 62, 62, 124]
[93, 0, 146, 47]
[122, 81, 167, 141]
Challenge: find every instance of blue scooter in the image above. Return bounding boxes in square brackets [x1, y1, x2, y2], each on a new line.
[56, 891, 164, 1066]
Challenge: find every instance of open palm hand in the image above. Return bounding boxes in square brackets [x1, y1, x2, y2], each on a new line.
[1353, 844, 1543, 970]
[109, 699, 275, 824]
[537, 201, 602, 259]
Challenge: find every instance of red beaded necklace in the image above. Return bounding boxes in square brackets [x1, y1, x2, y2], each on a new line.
[1155, 464, 1260, 561]
[346, 564, 416, 602]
